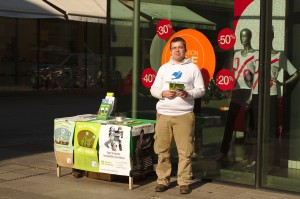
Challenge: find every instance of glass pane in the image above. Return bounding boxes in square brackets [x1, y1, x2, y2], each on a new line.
[0, 18, 105, 91]
[110, 1, 144, 117]
[215, 0, 262, 186]
[122, 0, 256, 186]
[0, 18, 17, 89]
[203, 1, 257, 185]
[112, 0, 300, 193]
[86, 23, 106, 88]
[32, 20, 105, 90]
[261, 0, 300, 193]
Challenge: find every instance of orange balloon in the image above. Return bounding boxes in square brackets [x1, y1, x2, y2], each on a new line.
[161, 29, 216, 86]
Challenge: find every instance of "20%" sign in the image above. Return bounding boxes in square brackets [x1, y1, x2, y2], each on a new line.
[215, 69, 235, 91]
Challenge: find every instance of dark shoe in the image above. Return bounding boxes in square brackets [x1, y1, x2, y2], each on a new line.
[180, 185, 191, 194]
[72, 169, 85, 178]
[155, 184, 168, 192]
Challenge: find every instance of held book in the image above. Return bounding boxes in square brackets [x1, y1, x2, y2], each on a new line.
[169, 82, 185, 90]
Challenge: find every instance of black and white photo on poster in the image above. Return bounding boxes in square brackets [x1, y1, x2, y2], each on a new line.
[131, 124, 155, 168]
[99, 124, 131, 176]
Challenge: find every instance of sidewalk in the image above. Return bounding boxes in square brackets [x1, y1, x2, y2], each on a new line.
[1, 151, 299, 199]
[0, 91, 299, 199]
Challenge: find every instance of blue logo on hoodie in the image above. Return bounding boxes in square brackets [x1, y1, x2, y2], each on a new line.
[171, 71, 182, 80]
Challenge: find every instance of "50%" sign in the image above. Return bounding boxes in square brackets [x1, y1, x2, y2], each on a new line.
[218, 28, 236, 50]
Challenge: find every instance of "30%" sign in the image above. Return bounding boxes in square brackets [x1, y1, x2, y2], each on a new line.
[156, 19, 173, 40]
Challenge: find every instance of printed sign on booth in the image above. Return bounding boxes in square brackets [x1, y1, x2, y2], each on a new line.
[98, 125, 131, 176]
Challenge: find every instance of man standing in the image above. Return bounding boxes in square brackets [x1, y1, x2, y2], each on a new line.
[150, 37, 205, 194]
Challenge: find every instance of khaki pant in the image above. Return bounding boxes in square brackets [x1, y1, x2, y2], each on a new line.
[154, 112, 195, 186]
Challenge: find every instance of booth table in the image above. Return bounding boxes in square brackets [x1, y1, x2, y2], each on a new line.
[54, 114, 156, 189]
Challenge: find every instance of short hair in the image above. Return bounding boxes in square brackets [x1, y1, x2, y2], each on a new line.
[170, 37, 186, 49]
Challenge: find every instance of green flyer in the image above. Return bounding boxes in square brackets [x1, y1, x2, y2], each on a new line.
[74, 121, 101, 172]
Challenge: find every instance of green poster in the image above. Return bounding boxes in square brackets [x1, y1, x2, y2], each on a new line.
[54, 119, 76, 167]
[54, 120, 75, 151]
[74, 121, 101, 172]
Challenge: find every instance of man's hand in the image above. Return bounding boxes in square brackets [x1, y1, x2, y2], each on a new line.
[176, 89, 188, 98]
[162, 90, 177, 99]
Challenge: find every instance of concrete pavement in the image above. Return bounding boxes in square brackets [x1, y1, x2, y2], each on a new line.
[1, 152, 300, 199]
[0, 90, 299, 199]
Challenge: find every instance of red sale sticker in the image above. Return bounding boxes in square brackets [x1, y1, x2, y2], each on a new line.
[141, 68, 156, 88]
[216, 69, 235, 91]
[156, 19, 173, 40]
[218, 28, 236, 50]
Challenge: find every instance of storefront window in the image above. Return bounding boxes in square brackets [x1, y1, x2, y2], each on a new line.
[111, 0, 249, 184]
[34, 20, 105, 90]
[0, 18, 33, 89]
[110, 0, 300, 193]
[0, 17, 105, 91]
[261, 0, 300, 193]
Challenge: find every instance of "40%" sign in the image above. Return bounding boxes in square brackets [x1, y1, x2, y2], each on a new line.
[141, 68, 156, 88]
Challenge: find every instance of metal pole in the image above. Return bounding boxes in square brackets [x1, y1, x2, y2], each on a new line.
[84, 22, 88, 88]
[106, 0, 111, 90]
[256, 0, 272, 189]
[37, 19, 40, 92]
[132, 0, 140, 118]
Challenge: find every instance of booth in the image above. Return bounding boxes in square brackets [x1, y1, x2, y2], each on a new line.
[54, 114, 156, 189]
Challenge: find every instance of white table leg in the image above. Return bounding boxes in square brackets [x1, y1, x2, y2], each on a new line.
[129, 176, 133, 190]
[56, 164, 61, 177]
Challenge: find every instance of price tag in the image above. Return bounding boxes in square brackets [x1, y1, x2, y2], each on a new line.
[216, 69, 235, 91]
[156, 19, 173, 40]
[141, 68, 156, 88]
[217, 28, 236, 50]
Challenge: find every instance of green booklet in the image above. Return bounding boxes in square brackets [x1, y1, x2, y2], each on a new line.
[97, 101, 111, 120]
[169, 82, 185, 90]
[96, 92, 115, 120]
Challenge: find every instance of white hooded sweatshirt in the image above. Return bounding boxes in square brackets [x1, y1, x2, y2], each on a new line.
[150, 57, 205, 115]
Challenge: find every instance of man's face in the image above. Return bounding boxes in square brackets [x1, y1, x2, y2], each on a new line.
[170, 41, 186, 63]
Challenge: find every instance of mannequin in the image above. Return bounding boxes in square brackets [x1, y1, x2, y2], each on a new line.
[218, 28, 255, 160]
